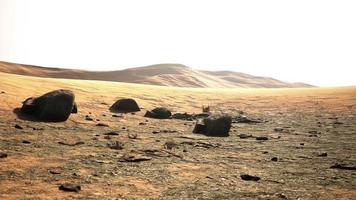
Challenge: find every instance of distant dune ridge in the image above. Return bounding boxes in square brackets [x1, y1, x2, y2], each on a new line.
[0, 61, 313, 88]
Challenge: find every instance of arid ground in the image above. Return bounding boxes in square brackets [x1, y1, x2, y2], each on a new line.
[0, 72, 355, 199]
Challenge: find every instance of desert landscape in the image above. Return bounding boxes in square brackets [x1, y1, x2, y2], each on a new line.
[0, 66, 355, 199]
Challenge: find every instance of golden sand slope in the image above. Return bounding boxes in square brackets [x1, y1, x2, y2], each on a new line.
[0, 61, 313, 88]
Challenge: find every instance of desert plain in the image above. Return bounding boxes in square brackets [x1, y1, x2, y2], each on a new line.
[0, 71, 355, 199]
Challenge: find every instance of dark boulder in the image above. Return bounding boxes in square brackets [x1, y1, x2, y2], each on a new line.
[110, 98, 140, 113]
[144, 107, 172, 119]
[20, 89, 75, 122]
[193, 115, 232, 137]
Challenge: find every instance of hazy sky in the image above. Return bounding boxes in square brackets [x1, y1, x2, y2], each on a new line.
[0, 0, 355, 86]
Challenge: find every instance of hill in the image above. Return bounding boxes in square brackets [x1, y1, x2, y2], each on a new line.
[0, 61, 313, 88]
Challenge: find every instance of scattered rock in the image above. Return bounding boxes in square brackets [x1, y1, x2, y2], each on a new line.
[194, 141, 221, 148]
[238, 133, 252, 139]
[193, 115, 232, 137]
[262, 151, 269, 154]
[152, 131, 159, 134]
[119, 153, 152, 162]
[85, 115, 93, 121]
[172, 113, 194, 121]
[0, 91, 5, 94]
[96, 123, 109, 127]
[139, 122, 146, 125]
[59, 183, 81, 192]
[318, 152, 328, 157]
[270, 135, 281, 139]
[234, 115, 262, 123]
[330, 163, 356, 170]
[300, 143, 304, 146]
[256, 136, 268, 141]
[110, 98, 140, 113]
[276, 193, 288, 199]
[14, 124, 23, 129]
[22, 140, 31, 144]
[21, 90, 76, 122]
[240, 174, 260, 181]
[164, 141, 177, 150]
[274, 127, 284, 132]
[194, 113, 211, 119]
[49, 168, 63, 174]
[108, 141, 124, 150]
[0, 152, 8, 158]
[128, 133, 137, 139]
[58, 141, 85, 146]
[271, 157, 278, 161]
[333, 121, 343, 125]
[144, 107, 172, 119]
[105, 131, 119, 136]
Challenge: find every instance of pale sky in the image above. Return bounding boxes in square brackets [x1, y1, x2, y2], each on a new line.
[0, 0, 355, 86]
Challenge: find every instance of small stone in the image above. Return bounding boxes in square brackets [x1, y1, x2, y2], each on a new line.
[318, 152, 328, 157]
[59, 183, 81, 192]
[96, 123, 109, 127]
[330, 163, 356, 170]
[164, 141, 177, 150]
[139, 122, 146, 125]
[0, 152, 8, 158]
[104, 135, 111, 140]
[262, 151, 269, 154]
[152, 131, 159, 134]
[276, 193, 288, 199]
[119, 153, 152, 162]
[105, 131, 119, 136]
[108, 141, 124, 150]
[49, 168, 63, 174]
[128, 133, 137, 139]
[274, 127, 284, 132]
[271, 157, 278, 161]
[14, 124, 23, 129]
[256, 136, 268, 141]
[238, 133, 252, 139]
[58, 141, 85, 146]
[300, 143, 304, 146]
[85, 115, 93, 121]
[240, 174, 260, 181]
[22, 140, 31, 144]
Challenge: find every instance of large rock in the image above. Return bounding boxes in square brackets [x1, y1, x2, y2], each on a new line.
[193, 115, 232, 137]
[20, 89, 75, 122]
[144, 107, 172, 119]
[110, 98, 140, 113]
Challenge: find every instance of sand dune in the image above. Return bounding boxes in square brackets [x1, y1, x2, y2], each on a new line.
[0, 61, 313, 88]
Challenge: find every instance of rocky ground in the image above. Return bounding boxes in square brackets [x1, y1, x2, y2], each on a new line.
[0, 72, 355, 199]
